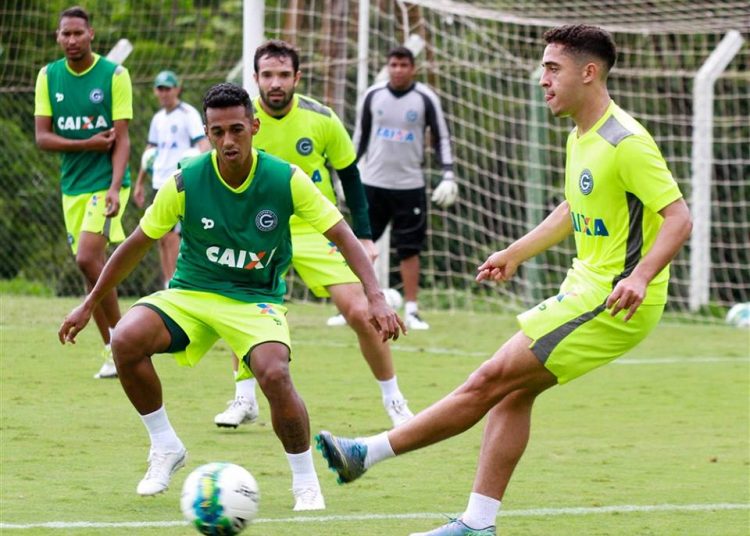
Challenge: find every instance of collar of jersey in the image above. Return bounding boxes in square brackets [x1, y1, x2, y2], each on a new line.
[574, 100, 615, 141]
[210, 147, 258, 193]
[64, 53, 100, 77]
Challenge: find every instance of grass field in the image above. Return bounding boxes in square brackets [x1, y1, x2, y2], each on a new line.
[1, 296, 748, 535]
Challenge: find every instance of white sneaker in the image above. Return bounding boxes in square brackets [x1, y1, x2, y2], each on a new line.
[214, 397, 259, 428]
[292, 486, 326, 511]
[385, 397, 414, 427]
[326, 313, 347, 327]
[136, 447, 187, 496]
[94, 347, 118, 379]
[405, 312, 430, 330]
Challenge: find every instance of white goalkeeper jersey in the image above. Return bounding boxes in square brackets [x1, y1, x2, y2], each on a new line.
[354, 81, 454, 190]
[148, 101, 206, 189]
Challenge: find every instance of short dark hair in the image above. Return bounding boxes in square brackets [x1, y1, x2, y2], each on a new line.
[202, 83, 253, 120]
[387, 46, 415, 65]
[543, 25, 617, 74]
[59, 6, 90, 26]
[253, 40, 300, 74]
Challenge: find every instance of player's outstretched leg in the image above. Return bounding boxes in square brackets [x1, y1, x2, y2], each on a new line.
[315, 431, 368, 484]
[409, 518, 496, 536]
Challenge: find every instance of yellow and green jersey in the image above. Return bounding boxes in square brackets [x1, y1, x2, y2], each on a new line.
[140, 149, 343, 303]
[252, 94, 356, 233]
[565, 101, 683, 305]
[34, 53, 133, 195]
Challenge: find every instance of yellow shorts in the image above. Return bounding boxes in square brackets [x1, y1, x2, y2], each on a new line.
[517, 271, 664, 384]
[290, 227, 360, 298]
[135, 288, 291, 380]
[61, 187, 130, 254]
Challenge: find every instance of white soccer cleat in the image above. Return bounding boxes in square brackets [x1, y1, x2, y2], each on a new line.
[214, 397, 259, 428]
[385, 397, 414, 427]
[326, 313, 347, 327]
[292, 486, 326, 511]
[405, 312, 430, 330]
[94, 347, 118, 379]
[136, 447, 187, 496]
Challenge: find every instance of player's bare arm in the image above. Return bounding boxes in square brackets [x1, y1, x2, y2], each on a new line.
[323, 220, 406, 340]
[59, 227, 155, 344]
[607, 198, 692, 321]
[477, 201, 573, 282]
[34, 115, 115, 153]
[105, 118, 130, 217]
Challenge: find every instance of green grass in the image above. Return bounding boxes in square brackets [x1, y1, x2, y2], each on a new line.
[1, 296, 748, 535]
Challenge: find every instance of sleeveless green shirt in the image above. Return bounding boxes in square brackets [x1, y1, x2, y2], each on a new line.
[46, 56, 131, 194]
[171, 151, 294, 303]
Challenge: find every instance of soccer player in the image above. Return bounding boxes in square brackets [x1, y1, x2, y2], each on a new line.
[213, 40, 414, 430]
[35, 6, 132, 379]
[132, 70, 210, 287]
[353, 46, 458, 331]
[58, 83, 404, 511]
[316, 25, 693, 535]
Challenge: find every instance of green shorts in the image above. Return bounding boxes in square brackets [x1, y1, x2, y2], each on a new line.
[290, 225, 360, 298]
[61, 187, 130, 254]
[134, 288, 291, 380]
[518, 271, 664, 384]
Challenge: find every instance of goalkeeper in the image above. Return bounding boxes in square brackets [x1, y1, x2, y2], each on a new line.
[354, 46, 458, 331]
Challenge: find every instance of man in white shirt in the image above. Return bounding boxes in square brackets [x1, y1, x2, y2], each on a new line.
[354, 47, 458, 330]
[133, 70, 210, 287]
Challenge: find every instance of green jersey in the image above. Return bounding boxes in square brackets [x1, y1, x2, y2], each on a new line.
[139, 149, 344, 303]
[252, 94, 356, 233]
[565, 101, 683, 305]
[34, 54, 133, 195]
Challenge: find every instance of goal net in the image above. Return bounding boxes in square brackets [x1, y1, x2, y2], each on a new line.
[1, 1, 747, 321]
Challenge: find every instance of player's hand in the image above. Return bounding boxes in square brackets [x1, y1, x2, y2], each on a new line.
[431, 178, 458, 208]
[606, 274, 648, 321]
[105, 187, 121, 217]
[359, 239, 378, 263]
[367, 291, 407, 341]
[58, 303, 93, 344]
[133, 182, 145, 208]
[476, 249, 518, 282]
[87, 128, 116, 152]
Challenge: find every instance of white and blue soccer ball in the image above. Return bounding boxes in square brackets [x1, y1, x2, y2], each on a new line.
[725, 302, 750, 328]
[383, 288, 403, 310]
[180, 462, 260, 536]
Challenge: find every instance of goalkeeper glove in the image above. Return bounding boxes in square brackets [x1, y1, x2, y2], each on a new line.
[431, 172, 458, 208]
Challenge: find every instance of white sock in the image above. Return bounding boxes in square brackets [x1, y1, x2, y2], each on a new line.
[286, 448, 320, 490]
[235, 376, 256, 402]
[462, 492, 501, 529]
[105, 327, 115, 351]
[140, 406, 183, 452]
[377, 377, 403, 403]
[405, 301, 418, 316]
[361, 431, 395, 469]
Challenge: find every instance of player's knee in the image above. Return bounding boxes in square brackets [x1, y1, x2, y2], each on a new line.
[341, 300, 370, 332]
[74, 253, 103, 282]
[254, 359, 292, 396]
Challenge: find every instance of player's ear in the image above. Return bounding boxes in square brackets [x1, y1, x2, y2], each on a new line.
[251, 117, 260, 134]
[293, 70, 302, 87]
[581, 61, 598, 84]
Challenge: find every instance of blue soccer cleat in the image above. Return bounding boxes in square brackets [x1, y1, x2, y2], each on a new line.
[409, 518, 496, 536]
[314, 431, 368, 484]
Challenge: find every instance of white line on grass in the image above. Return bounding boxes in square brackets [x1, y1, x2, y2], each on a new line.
[1, 502, 747, 530]
[295, 338, 749, 365]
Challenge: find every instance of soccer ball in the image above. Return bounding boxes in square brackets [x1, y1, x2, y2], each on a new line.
[383, 288, 403, 310]
[180, 462, 260, 536]
[725, 302, 750, 328]
[140, 146, 157, 175]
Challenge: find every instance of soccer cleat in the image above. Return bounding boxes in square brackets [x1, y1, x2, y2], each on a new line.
[94, 347, 118, 379]
[292, 486, 326, 511]
[385, 397, 414, 427]
[214, 397, 259, 428]
[136, 447, 187, 496]
[315, 431, 368, 484]
[405, 312, 430, 330]
[409, 518, 496, 536]
[326, 313, 348, 327]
